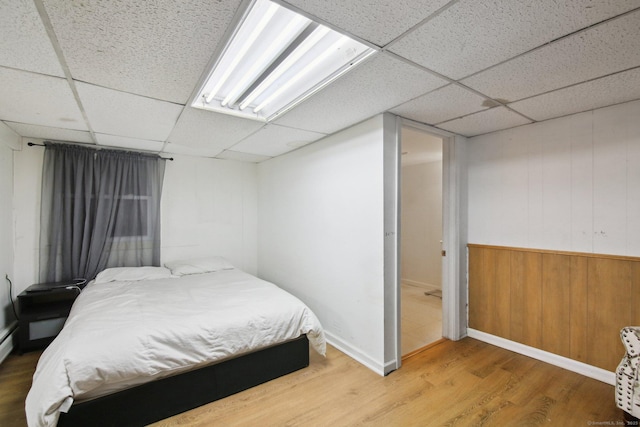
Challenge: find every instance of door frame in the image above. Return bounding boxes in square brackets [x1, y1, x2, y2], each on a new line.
[383, 114, 466, 373]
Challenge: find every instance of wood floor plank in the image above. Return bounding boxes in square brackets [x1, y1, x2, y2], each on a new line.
[0, 350, 40, 427]
[0, 339, 625, 427]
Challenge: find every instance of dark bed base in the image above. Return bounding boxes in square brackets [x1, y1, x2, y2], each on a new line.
[58, 335, 309, 427]
[623, 410, 640, 425]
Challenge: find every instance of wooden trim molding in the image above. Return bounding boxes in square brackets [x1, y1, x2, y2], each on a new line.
[467, 244, 640, 262]
[467, 244, 640, 372]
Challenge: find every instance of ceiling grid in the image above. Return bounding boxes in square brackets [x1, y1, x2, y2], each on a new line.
[0, 0, 638, 160]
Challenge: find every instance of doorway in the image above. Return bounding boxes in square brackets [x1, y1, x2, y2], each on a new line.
[399, 125, 444, 357]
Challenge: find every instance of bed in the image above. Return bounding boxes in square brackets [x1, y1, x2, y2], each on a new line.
[25, 258, 326, 427]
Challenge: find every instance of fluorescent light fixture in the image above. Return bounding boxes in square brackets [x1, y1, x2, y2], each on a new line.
[193, 0, 375, 122]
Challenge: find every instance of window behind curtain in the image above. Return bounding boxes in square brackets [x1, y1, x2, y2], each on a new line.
[39, 143, 166, 282]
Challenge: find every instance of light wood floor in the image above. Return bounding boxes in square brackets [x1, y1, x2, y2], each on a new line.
[0, 338, 624, 426]
[401, 282, 442, 355]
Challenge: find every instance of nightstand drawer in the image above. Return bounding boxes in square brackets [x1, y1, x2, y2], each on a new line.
[18, 283, 81, 352]
[29, 317, 67, 341]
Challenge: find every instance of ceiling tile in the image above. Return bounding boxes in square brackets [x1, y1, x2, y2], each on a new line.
[42, 0, 242, 103]
[274, 52, 447, 134]
[390, 84, 492, 125]
[0, 67, 87, 130]
[161, 142, 224, 158]
[509, 68, 640, 122]
[216, 150, 272, 163]
[437, 107, 532, 137]
[5, 122, 93, 143]
[95, 133, 165, 152]
[389, 0, 640, 79]
[231, 124, 325, 157]
[168, 107, 265, 151]
[284, 0, 451, 46]
[0, 0, 64, 76]
[462, 10, 640, 102]
[77, 82, 183, 141]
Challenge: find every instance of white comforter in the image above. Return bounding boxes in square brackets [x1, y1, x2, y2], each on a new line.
[25, 269, 325, 427]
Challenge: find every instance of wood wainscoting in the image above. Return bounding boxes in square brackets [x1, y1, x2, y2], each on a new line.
[468, 244, 640, 372]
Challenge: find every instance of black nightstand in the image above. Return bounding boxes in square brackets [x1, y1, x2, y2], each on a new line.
[18, 283, 81, 352]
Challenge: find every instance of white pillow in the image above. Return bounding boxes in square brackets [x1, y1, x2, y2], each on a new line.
[165, 256, 234, 276]
[94, 266, 174, 283]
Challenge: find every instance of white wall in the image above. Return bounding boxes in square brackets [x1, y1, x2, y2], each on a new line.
[468, 99, 640, 256]
[401, 160, 442, 288]
[12, 144, 42, 295]
[0, 143, 13, 329]
[0, 123, 20, 334]
[161, 155, 258, 274]
[257, 115, 387, 373]
[12, 144, 259, 294]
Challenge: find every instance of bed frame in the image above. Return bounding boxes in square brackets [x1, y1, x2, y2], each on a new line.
[57, 335, 309, 427]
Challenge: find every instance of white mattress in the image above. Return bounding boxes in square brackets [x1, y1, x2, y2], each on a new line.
[25, 269, 325, 427]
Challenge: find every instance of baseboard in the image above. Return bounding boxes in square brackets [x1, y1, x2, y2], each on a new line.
[0, 321, 18, 365]
[467, 328, 615, 385]
[383, 359, 399, 375]
[324, 331, 385, 376]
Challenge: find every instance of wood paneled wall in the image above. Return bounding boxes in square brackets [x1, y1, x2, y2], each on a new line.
[468, 244, 640, 372]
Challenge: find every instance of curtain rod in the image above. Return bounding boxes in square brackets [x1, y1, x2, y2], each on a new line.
[27, 141, 174, 161]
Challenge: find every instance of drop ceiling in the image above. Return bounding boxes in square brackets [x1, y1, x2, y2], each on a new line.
[1, 0, 639, 162]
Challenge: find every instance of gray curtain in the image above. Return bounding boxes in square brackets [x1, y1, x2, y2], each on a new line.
[39, 143, 166, 282]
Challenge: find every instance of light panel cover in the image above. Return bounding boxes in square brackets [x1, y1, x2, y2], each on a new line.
[192, 0, 374, 121]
